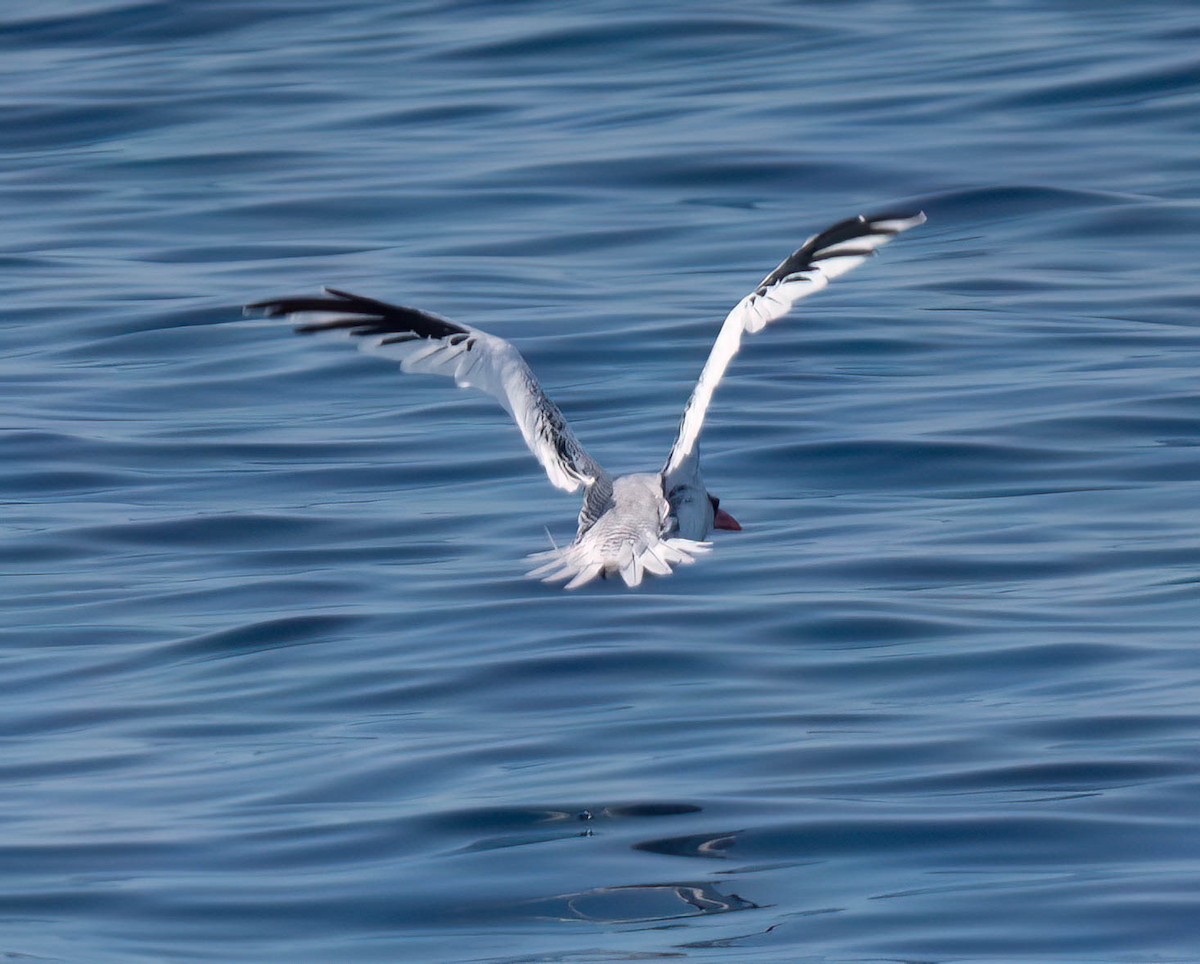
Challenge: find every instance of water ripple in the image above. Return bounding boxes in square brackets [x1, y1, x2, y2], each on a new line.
[2, 0, 1199, 960]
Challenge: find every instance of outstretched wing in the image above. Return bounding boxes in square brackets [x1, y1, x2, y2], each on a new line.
[662, 211, 926, 478]
[246, 288, 606, 493]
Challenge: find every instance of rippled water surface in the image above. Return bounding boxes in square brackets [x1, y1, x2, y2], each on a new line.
[4, 1, 1200, 961]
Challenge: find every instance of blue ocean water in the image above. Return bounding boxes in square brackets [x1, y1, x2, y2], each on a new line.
[3, 1, 1200, 960]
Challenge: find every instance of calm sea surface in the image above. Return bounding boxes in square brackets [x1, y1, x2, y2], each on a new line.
[3, 2, 1199, 961]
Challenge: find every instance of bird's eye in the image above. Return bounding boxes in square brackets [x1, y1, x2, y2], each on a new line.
[709, 495, 720, 511]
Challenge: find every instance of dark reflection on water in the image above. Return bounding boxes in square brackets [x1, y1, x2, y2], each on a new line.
[4, 0, 1200, 961]
[635, 830, 740, 860]
[528, 881, 762, 924]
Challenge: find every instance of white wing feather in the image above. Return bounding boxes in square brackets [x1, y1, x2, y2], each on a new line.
[246, 288, 605, 494]
[662, 211, 925, 478]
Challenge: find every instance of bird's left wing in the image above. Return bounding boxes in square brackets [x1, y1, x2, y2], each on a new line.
[246, 288, 605, 493]
[662, 211, 925, 479]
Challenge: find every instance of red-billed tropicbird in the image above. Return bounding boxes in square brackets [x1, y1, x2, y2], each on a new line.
[246, 211, 924, 588]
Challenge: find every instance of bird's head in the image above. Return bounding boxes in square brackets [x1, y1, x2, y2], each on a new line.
[708, 494, 742, 532]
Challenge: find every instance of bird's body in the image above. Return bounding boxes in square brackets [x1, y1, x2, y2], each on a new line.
[247, 210, 924, 588]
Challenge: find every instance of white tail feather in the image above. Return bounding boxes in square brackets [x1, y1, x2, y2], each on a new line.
[526, 537, 710, 589]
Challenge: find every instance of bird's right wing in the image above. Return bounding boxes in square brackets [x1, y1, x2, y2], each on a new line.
[662, 211, 925, 478]
[246, 288, 606, 494]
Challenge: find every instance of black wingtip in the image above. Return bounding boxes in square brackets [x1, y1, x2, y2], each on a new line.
[245, 288, 471, 341]
[244, 286, 354, 318]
